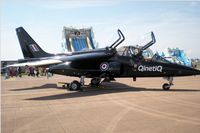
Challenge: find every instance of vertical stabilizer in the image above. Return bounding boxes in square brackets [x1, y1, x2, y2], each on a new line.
[16, 27, 53, 58]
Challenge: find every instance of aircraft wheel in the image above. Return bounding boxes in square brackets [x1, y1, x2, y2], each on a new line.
[69, 80, 81, 91]
[162, 83, 170, 90]
[91, 78, 101, 86]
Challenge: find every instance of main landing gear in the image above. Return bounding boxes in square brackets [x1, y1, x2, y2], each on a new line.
[162, 77, 174, 90]
[90, 77, 101, 86]
[62, 76, 103, 91]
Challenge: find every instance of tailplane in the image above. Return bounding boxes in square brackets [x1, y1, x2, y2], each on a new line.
[16, 27, 53, 58]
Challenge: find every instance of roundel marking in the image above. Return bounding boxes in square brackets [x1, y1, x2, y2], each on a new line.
[100, 62, 109, 71]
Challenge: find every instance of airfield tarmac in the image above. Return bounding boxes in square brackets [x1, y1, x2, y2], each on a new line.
[1, 75, 200, 133]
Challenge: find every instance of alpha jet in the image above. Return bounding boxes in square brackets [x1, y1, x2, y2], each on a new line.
[10, 27, 200, 91]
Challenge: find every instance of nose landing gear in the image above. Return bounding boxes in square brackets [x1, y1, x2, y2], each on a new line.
[162, 77, 174, 90]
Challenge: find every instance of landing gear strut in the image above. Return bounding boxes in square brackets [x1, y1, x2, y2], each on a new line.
[162, 77, 174, 90]
[90, 77, 101, 86]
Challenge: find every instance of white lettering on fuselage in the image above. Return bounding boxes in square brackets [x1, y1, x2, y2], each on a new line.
[138, 65, 162, 72]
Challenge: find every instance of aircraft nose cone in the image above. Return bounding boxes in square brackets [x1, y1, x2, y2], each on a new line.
[172, 64, 200, 76]
[181, 67, 200, 76]
[193, 69, 200, 75]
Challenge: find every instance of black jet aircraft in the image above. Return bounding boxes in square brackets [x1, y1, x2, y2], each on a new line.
[9, 27, 200, 91]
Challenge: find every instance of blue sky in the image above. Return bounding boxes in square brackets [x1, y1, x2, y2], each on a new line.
[1, 0, 200, 60]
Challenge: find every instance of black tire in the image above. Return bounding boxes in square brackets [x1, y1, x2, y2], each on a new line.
[62, 85, 66, 89]
[162, 83, 170, 90]
[69, 80, 81, 91]
[91, 78, 101, 86]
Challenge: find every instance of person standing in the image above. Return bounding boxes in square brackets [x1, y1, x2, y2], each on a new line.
[4, 67, 10, 79]
[35, 67, 39, 77]
[17, 67, 22, 77]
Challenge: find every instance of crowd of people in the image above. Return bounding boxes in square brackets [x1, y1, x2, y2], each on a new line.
[3, 66, 52, 79]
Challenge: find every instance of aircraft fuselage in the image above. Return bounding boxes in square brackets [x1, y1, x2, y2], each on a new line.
[48, 51, 200, 78]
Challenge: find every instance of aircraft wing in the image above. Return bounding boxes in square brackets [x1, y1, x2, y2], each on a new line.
[7, 59, 62, 67]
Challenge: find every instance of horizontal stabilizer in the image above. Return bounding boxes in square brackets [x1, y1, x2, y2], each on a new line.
[7, 59, 62, 67]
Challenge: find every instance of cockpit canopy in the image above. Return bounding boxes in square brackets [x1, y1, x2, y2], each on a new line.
[117, 46, 153, 59]
[116, 31, 170, 63]
[117, 46, 171, 64]
[117, 32, 155, 58]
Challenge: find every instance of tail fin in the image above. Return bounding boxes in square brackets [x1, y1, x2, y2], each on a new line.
[16, 27, 53, 58]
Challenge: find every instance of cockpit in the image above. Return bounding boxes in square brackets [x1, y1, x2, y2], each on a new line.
[117, 46, 139, 57]
[116, 31, 171, 64]
[117, 46, 153, 58]
[117, 46, 171, 64]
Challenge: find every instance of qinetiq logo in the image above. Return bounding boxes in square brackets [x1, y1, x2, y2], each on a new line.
[138, 65, 162, 72]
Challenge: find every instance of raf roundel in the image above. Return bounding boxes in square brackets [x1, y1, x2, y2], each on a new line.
[100, 62, 109, 71]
